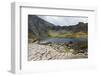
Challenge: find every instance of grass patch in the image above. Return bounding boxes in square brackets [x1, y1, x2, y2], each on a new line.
[48, 30, 87, 38]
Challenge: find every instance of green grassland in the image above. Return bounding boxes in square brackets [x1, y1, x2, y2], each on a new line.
[48, 30, 87, 39]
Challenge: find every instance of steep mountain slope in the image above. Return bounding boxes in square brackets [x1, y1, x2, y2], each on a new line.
[28, 15, 55, 39]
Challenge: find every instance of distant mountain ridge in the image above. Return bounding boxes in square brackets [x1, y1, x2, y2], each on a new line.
[55, 22, 88, 32]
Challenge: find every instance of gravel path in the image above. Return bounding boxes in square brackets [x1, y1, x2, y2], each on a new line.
[28, 43, 88, 61]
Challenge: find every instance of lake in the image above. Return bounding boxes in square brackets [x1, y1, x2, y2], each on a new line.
[39, 38, 87, 44]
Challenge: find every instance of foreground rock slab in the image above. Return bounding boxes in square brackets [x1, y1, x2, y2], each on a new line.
[28, 43, 88, 61]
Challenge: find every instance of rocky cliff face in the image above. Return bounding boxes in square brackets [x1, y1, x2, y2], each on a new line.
[28, 15, 55, 39]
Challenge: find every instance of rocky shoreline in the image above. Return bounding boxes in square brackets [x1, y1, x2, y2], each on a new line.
[28, 43, 87, 61]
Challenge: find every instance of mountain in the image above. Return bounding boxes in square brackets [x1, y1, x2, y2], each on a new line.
[28, 15, 88, 42]
[28, 15, 55, 39]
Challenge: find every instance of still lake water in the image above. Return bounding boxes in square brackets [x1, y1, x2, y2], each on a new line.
[40, 38, 87, 44]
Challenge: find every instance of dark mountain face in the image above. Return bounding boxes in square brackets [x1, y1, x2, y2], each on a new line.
[28, 15, 55, 39]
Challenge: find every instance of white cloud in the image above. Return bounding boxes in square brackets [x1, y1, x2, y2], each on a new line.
[38, 15, 88, 26]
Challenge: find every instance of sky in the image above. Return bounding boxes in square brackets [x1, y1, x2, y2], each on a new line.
[38, 15, 88, 26]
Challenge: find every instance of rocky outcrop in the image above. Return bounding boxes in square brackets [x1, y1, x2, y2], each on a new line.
[28, 43, 88, 61]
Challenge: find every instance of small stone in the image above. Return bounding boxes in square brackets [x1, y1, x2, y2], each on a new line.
[46, 54, 52, 59]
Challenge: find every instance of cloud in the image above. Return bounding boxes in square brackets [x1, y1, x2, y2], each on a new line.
[38, 15, 88, 26]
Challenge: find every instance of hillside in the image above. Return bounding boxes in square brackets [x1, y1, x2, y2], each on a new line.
[28, 15, 55, 38]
